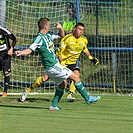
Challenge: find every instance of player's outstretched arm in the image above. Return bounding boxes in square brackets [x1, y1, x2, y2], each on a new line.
[15, 48, 32, 56]
[55, 22, 65, 38]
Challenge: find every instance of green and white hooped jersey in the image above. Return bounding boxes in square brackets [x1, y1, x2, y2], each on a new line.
[29, 32, 59, 69]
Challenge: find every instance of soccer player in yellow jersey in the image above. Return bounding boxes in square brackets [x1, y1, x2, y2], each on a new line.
[57, 22, 99, 101]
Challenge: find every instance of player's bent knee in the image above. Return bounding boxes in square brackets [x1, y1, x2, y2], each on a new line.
[73, 73, 80, 82]
[69, 72, 80, 83]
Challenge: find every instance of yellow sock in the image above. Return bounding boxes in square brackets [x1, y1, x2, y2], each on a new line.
[32, 76, 45, 88]
[69, 81, 76, 93]
[67, 93, 73, 98]
[26, 87, 31, 93]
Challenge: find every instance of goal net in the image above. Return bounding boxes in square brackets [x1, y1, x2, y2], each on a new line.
[0, 0, 132, 94]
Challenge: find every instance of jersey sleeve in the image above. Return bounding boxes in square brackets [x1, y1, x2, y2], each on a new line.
[29, 35, 42, 51]
[0, 26, 16, 41]
[52, 34, 59, 39]
[48, 31, 59, 39]
[0, 25, 11, 35]
[83, 37, 89, 53]
[56, 36, 67, 56]
[8, 33, 16, 41]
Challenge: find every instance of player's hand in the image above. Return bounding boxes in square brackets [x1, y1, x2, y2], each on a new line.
[15, 50, 22, 56]
[88, 56, 99, 65]
[90, 58, 99, 65]
[8, 47, 13, 56]
[55, 22, 62, 29]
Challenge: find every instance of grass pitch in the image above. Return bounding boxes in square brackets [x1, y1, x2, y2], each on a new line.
[0, 94, 132, 133]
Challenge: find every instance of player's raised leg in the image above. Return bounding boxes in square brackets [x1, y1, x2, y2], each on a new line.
[19, 75, 48, 102]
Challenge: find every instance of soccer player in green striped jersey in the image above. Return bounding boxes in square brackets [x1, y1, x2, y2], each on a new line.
[15, 18, 100, 110]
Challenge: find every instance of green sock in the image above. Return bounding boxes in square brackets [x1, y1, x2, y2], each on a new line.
[75, 81, 90, 101]
[52, 87, 64, 107]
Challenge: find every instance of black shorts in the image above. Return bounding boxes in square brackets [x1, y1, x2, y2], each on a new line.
[66, 64, 80, 72]
[0, 53, 11, 72]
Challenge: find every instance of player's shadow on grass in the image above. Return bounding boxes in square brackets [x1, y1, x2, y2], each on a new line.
[0, 97, 51, 110]
[0, 104, 49, 110]
[0, 96, 51, 102]
[18, 97, 51, 102]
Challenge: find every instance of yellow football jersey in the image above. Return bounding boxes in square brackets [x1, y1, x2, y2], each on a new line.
[57, 33, 88, 65]
[63, 19, 76, 31]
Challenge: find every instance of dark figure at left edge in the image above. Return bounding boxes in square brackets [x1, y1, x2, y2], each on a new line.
[0, 25, 17, 97]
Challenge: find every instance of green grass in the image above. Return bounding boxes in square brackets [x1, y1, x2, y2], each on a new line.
[0, 94, 132, 133]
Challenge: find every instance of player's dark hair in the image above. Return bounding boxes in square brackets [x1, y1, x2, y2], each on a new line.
[75, 22, 85, 28]
[67, 3, 76, 14]
[38, 17, 50, 31]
